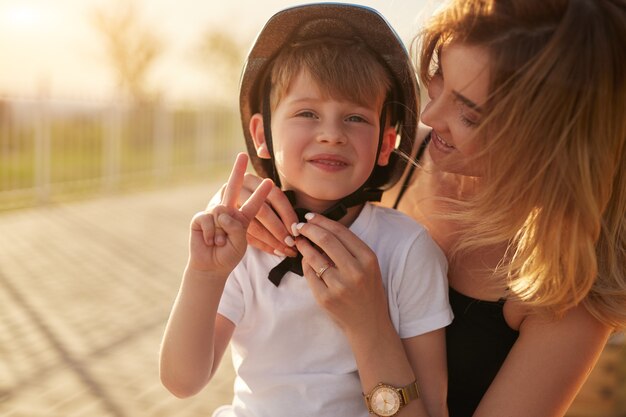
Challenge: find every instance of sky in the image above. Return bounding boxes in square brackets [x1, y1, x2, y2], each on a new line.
[0, 0, 440, 103]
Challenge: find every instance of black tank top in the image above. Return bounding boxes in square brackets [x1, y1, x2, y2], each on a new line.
[446, 287, 519, 417]
[394, 136, 519, 417]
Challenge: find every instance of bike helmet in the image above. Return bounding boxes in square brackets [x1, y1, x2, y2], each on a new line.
[240, 2, 419, 200]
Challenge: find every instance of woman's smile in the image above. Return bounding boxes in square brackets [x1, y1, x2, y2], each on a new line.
[431, 130, 455, 153]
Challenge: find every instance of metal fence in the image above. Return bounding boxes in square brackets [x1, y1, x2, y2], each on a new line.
[0, 96, 244, 210]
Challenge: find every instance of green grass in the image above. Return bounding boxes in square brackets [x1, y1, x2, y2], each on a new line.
[0, 104, 244, 211]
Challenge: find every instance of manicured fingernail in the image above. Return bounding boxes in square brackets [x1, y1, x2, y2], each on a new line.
[291, 222, 300, 237]
[284, 236, 295, 247]
[305, 212, 315, 220]
[274, 249, 286, 257]
[296, 222, 305, 230]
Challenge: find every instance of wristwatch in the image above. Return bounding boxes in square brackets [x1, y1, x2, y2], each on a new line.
[363, 381, 419, 417]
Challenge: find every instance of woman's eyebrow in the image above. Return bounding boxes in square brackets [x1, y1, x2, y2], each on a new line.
[452, 91, 483, 113]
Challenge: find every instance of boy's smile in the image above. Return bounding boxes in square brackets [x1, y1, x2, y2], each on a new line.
[251, 70, 395, 214]
[306, 152, 351, 172]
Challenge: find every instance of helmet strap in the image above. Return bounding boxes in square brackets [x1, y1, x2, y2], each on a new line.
[263, 85, 388, 219]
[262, 77, 282, 188]
[324, 104, 388, 215]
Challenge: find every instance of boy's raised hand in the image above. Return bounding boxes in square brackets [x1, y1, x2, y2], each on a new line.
[188, 153, 273, 276]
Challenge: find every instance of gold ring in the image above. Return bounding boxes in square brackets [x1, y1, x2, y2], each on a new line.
[315, 263, 332, 279]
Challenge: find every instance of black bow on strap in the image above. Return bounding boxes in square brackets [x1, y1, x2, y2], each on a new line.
[267, 189, 382, 286]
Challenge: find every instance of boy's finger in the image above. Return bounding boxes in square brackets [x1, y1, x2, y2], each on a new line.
[240, 179, 274, 222]
[191, 211, 217, 247]
[214, 226, 226, 246]
[208, 206, 229, 246]
[223, 153, 249, 208]
[216, 212, 246, 243]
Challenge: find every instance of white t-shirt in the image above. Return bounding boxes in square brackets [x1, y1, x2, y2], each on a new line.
[216, 203, 452, 417]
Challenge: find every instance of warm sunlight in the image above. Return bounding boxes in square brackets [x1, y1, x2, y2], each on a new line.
[1, 3, 42, 30]
[0, 0, 434, 100]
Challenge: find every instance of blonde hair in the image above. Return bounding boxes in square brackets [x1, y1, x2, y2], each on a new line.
[419, 0, 626, 327]
[269, 37, 392, 112]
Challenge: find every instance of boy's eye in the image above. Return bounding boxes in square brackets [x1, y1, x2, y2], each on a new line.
[296, 111, 317, 119]
[346, 115, 367, 123]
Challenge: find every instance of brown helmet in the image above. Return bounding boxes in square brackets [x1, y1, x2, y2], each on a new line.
[240, 2, 419, 194]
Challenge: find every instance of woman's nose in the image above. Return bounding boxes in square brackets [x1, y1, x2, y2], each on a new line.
[421, 99, 439, 128]
[421, 76, 446, 130]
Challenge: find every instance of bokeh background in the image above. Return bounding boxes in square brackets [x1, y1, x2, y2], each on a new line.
[0, 1, 624, 416]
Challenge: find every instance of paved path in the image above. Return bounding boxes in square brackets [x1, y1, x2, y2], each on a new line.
[0, 183, 623, 417]
[0, 183, 234, 417]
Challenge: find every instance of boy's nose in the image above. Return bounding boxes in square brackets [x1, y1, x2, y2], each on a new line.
[316, 121, 347, 144]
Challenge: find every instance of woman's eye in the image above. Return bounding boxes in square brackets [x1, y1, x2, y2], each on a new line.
[455, 101, 479, 128]
[460, 115, 478, 128]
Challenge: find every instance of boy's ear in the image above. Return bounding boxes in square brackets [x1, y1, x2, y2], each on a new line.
[249, 114, 271, 159]
[377, 126, 398, 166]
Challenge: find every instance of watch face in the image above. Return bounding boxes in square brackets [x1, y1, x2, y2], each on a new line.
[370, 386, 401, 416]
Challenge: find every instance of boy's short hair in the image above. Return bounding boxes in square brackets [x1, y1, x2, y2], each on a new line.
[269, 37, 392, 112]
[240, 4, 420, 192]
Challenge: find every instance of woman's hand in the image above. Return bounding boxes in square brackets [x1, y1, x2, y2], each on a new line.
[294, 212, 390, 336]
[188, 153, 273, 275]
[294, 212, 423, 413]
[207, 171, 299, 258]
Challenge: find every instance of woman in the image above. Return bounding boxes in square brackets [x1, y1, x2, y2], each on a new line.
[215, 0, 626, 415]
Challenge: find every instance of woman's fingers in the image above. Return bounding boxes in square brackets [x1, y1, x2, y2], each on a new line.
[222, 153, 249, 208]
[296, 213, 381, 292]
[256, 201, 298, 253]
[295, 217, 356, 271]
[263, 182, 300, 235]
[242, 172, 299, 254]
[298, 239, 334, 292]
[301, 257, 332, 297]
[246, 172, 299, 233]
[246, 232, 282, 256]
[296, 233, 351, 303]
[302, 213, 372, 258]
[239, 178, 274, 222]
[248, 219, 298, 257]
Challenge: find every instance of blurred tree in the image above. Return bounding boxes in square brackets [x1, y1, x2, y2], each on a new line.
[90, 1, 164, 102]
[195, 30, 246, 103]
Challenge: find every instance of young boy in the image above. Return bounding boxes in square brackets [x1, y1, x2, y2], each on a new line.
[160, 4, 452, 417]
